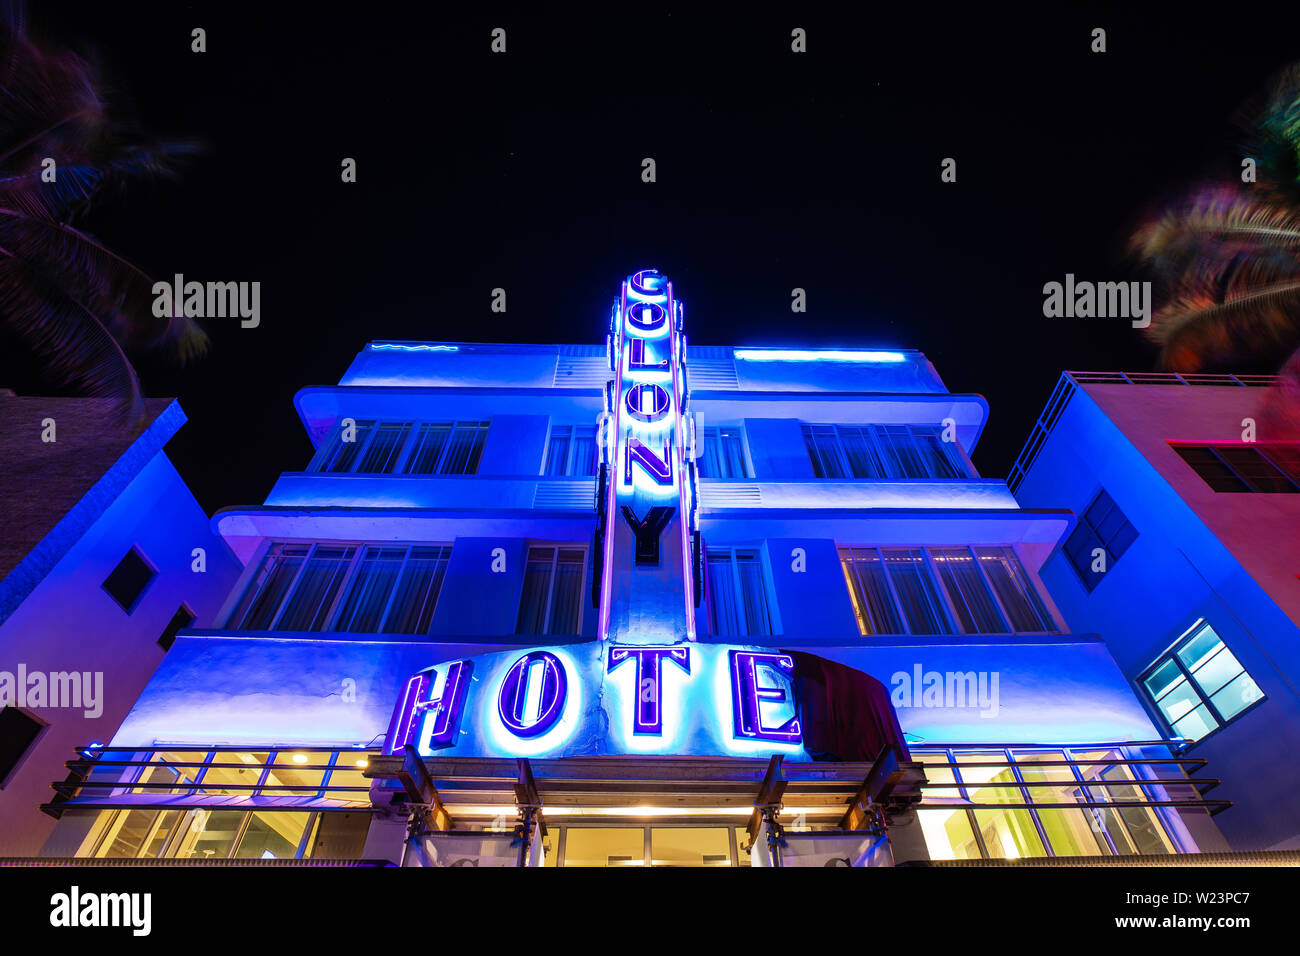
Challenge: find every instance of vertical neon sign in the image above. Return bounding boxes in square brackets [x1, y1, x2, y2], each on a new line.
[599, 269, 696, 643]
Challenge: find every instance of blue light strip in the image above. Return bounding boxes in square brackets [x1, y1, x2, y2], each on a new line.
[733, 349, 907, 363]
[367, 343, 461, 352]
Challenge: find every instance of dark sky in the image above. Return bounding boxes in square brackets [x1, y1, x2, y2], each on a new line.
[8, 4, 1300, 513]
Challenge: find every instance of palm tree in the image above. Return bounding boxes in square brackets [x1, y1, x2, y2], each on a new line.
[0, 16, 206, 426]
[1130, 65, 1300, 438]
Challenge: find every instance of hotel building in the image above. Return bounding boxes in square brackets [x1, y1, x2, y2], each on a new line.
[1010, 371, 1300, 852]
[28, 272, 1233, 866]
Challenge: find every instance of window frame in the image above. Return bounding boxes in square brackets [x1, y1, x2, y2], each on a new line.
[514, 544, 589, 637]
[801, 423, 969, 480]
[839, 544, 1058, 637]
[1169, 441, 1300, 493]
[0, 706, 48, 788]
[703, 545, 780, 637]
[311, 419, 490, 475]
[697, 425, 754, 479]
[227, 540, 454, 635]
[101, 545, 158, 614]
[542, 423, 599, 477]
[1063, 489, 1137, 593]
[1137, 620, 1266, 746]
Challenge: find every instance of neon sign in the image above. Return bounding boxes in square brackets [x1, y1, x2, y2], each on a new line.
[385, 643, 805, 760]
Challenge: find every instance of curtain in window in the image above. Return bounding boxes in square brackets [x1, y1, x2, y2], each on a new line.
[385, 546, 451, 634]
[878, 426, 927, 478]
[911, 428, 963, 478]
[232, 544, 310, 628]
[706, 552, 742, 636]
[932, 547, 1007, 634]
[276, 546, 356, 631]
[319, 421, 374, 472]
[516, 548, 554, 635]
[881, 548, 950, 635]
[357, 423, 410, 473]
[803, 426, 846, 478]
[735, 550, 774, 636]
[545, 427, 571, 476]
[333, 547, 407, 632]
[404, 424, 451, 474]
[718, 429, 747, 477]
[442, 423, 487, 474]
[839, 548, 904, 635]
[572, 427, 598, 476]
[839, 427, 884, 478]
[547, 549, 585, 635]
[975, 547, 1056, 632]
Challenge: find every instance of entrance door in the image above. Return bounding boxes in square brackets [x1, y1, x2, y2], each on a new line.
[557, 826, 737, 866]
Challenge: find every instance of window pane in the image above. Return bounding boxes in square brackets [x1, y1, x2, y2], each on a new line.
[184, 810, 246, 860]
[404, 423, 451, 474]
[1153, 676, 1200, 725]
[232, 544, 310, 629]
[839, 427, 884, 478]
[719, 429, 748, 478]
[879, 426, 928, 478]
[234, 812, 310, 860]
[706, 552, 742, 636]
[917, 809, 982, 860]
[572, 428, 598, 476]
[264, 751, 332, 796]
[932, 547, 1007, 634]
[545, 427, 571, 476]
[700, 428, 720, 478]
[385, 546, 451, 634]
[320, 421, 373, 472]
[735, 550, 773, 636]
[516, 548, 555, 635]
[1142, 659, 1183, 701]
[562, 828, 644, 867]
[881, 548, 951, 635]
[1208, 671, 1264, 722]
[547, 549, 585, 636]
[1171, 445, 1252, 492]
[1217, 445, 1296, 493]
[442, 422, 487, 474]
[975, 546, 1056, 632]
[1170, 703, 1217, 742]
[1014, 752, 1108, 857]
[911, 427, 964, 478]
[334, 547, 406, 633]
[803, 426, 846, 478]
[840, 548, 904, 635]
[651, 828, 731, 866]
[955, 756, 1046, 860]
[357, 423, 410, 473]
[1176, 624, 1224, 673]
[275, 546, 356, 631]
[198, 752, 270, 796]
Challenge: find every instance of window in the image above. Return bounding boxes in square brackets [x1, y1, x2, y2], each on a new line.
[914, 747, 1182, 860]
[840, 546, 1057, 637]
[157, 604, 196, 651]
[1063, 490, 1136, 592]
[544, 425, 598, 476]
[403, 421, 488, 475]
[313, 419, 489, 475]
[1140, 621, 1264, 743]
[1170, 442, 1300, 493]
[705, 547, 775, 637]
[516, 547, 586, 636]
[228, 542, 452, 634]
[802, 424, 966, 479]
[102, 546, 156, 612]
[0, 707, 44, 786]
[697, 427, 752, 478]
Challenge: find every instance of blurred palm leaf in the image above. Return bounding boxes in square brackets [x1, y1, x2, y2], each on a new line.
[0, 22, 205, 425]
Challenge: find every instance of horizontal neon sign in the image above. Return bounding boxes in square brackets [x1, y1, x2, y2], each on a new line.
[384, 643, 805, 759]
[733, 349, 907, 363]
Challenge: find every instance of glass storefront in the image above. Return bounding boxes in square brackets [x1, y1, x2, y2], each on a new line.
[914, 747, 1186, 860]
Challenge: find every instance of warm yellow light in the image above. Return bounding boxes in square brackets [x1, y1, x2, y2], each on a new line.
[442, 804, 843, 819]
[354, 758, 369, 768]
[291, 753, 308, 764]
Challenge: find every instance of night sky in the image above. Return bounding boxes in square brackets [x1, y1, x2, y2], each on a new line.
[7, 4, 1300, 513]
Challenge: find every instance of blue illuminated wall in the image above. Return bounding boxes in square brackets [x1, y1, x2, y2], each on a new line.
[1014, 377, 1300, 851]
